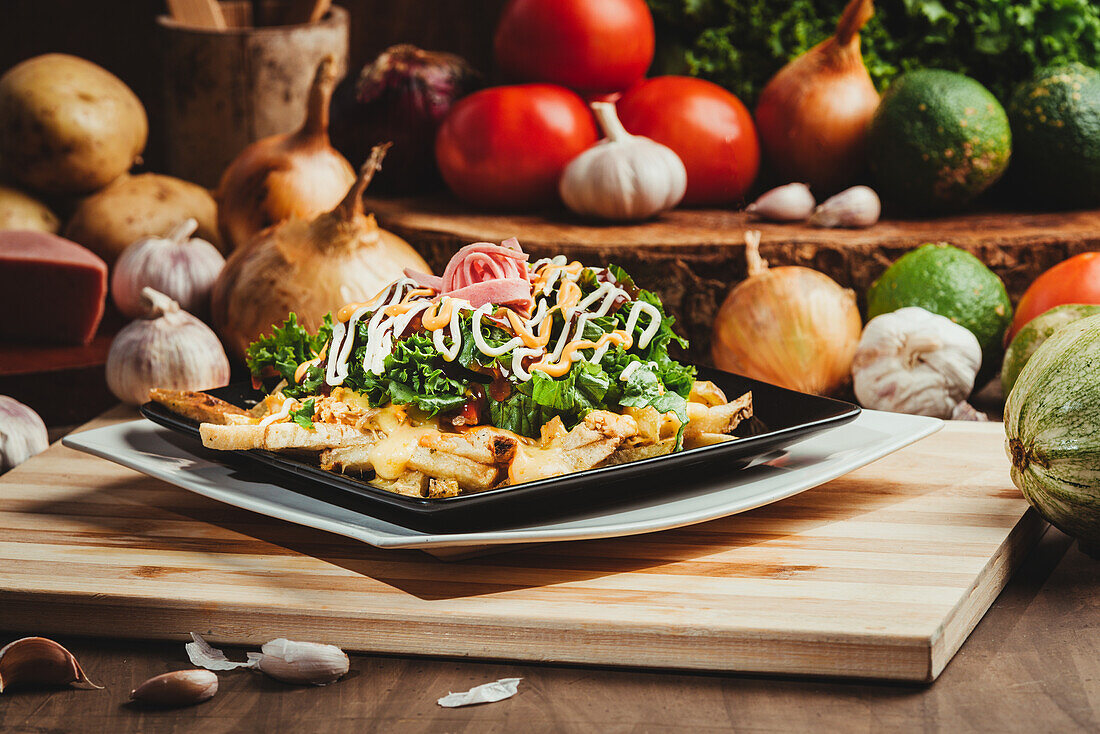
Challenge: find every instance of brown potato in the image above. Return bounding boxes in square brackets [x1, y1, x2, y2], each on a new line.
[65, 173, 223, 264]
[0, 54, 147, 194]
[0, 184, 59, 232]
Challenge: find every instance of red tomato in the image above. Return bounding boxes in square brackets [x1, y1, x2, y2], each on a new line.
[616, 77, 760, 206]
[1008, 252, 1100, 342]
[494, 0, 654, 95]
[435, 84, 598, 210]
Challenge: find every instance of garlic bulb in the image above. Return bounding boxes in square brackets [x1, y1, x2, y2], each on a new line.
[810, 185, 881, 228]
[112, 219, 226, 321]
[746, 183, 816, 222]
[559, 102, 686, 221]
[106, 288, 230, 405]
[711, 231, 862, 396]
[852, 306, 981, 418]
[0, 396, 48, 473]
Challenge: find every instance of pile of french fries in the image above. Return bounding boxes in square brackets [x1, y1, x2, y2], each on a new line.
[149, 382, 752, 498]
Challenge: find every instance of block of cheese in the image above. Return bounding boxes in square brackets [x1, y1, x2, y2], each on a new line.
[0, 230, 108, 345]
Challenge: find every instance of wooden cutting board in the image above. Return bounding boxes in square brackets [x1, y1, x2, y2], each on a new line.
[367, 196, 1100, 363]
[0, 410, 1043, 682]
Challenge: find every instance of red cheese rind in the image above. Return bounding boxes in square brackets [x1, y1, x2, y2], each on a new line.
[0, 230, 108, 345]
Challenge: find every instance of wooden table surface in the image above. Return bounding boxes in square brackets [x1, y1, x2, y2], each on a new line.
[0, 518, 1096, 731]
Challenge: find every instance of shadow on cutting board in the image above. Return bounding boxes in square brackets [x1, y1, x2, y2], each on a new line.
[22, 448, 947, 602]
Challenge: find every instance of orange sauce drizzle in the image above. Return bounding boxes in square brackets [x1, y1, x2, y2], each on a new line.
[504, 309, 554, 348]
[421, 298, 457, 331]
[529, 330, 632, 378]
[293, 341, 329, 383]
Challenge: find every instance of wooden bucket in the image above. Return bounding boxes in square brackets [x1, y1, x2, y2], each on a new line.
[156, 2, 349, 188]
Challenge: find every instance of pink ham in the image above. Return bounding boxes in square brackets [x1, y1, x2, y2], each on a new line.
[0, 231, 107, 345]
[438, 239, 533, 310]
[404, 268, 443, 291]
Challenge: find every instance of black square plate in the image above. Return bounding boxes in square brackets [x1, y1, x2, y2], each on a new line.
[140, 367, 859, 530]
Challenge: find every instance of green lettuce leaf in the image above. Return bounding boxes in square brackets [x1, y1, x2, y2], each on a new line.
[289, 398, 316, 429]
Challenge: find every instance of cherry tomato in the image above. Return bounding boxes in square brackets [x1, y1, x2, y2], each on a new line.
[1008, 252, 1100, 342]
[494, 0, 654, 95]
[616, 77, 760, 206]
[435, 84, 598, 210]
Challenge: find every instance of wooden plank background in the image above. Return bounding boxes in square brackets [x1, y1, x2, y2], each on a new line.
[0, 410, 1044, 682]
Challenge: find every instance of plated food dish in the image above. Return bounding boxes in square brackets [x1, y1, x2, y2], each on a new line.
[151, 238, 759, 499]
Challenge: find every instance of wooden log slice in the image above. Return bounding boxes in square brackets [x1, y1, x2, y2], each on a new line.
[366, 196, 1100, 364]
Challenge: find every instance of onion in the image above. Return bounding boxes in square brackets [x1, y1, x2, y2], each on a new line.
[711, 231, 862, 396]
[331, 44, 480, 194]
[211, 144, 432, 361]
[754, 0, 880, 195]
[216, 55, 355, 251]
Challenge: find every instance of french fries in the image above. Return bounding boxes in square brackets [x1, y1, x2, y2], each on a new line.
[159, 380, 754, 498]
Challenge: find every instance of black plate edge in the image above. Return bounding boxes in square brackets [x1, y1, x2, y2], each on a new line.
[138, 367, 860, 519]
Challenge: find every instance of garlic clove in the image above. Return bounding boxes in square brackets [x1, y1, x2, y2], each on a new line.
[0, 395, 49, 473]
[746, 183, 816, 222]
[0, 637, 102, 692]
[254, 639, 349, 686]
[809, 185, 881, 228]
[130, 669, 218, 707]
[950, 401, 990, 422]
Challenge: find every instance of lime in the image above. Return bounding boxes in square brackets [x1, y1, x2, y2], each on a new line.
[867, 243, 1013, 381]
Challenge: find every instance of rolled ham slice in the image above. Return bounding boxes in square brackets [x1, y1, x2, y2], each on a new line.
[404, 268, 443, 291]
[435, 239, 534, 310]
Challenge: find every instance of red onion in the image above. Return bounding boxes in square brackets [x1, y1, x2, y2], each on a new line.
[331, 44, 481, 194]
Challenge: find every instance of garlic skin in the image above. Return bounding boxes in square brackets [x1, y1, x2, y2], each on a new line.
[0, 637, 101, 692]
[106, 287, 230, 405]
[746, 183, 816, 222]
[559, 102, 686, 221]
[112, 218, 226, 321]
[130, 669, 217, 707]
[810, 185, 881, 228]
[0, 396, 48, 473]
[251, 639, 349, 686]
[852, 306, 981, 418]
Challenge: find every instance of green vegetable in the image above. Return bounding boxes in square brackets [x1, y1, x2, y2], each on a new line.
[289, 398, 316, 429]
[866, 243, 1012, 383]
[1002, 304, 1100, 396]
[647, 0, 1100, 104]
[247, 262, 697, 448]
[1005, 314, 1100, 557]
[246, 313, 334, 399]
[1009, 63, 1100, 208]
[867, 69, 1012, 214]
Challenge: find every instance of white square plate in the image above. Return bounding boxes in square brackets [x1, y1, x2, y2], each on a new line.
[64, 410, 940, 552]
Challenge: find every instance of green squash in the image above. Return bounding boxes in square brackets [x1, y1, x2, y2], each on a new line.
[1001, 304, 1100, 396]
[1006, 314, 1100, 557]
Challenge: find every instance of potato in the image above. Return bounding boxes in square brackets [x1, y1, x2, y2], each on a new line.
[0, 54, 147, 194]
[64, 173, 224, 265]
[0, 184, 59, 233]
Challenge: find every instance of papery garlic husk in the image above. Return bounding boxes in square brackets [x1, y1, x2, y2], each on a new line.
[112, 218, 226, 321]
[106, 287, 230, 405]
[216, 55, 355, 250]
[559, 102, 686, 221]
[0, 396, 48, 473]
[130, 669, 218, 707]
[810, 185, 881, 228]
[712, 231, 862, 396]
[212, 143, 431, 361]
[754, 0, 880, 194]
[852, 306, 981, 418]
[951, 401, 989, 422]
[251, 639, 349, 686]
[0, 637, 101, 692]
[746, 183, 816, 222]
